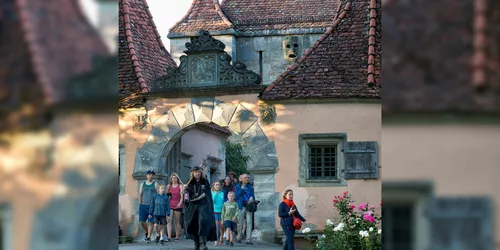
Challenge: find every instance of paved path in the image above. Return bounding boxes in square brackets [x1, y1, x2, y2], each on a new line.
[120, 240, 283, 250]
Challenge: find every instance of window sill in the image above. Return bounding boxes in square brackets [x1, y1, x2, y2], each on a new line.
[298, 179, 347, 187]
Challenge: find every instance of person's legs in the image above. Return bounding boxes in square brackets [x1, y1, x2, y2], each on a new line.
[219, 220, 224, 243]
[159, 217, 166, 245]
[138, 205, 149, 239]
[225, 227, 230, 243]
[174, 210, 182, 240]
[167, 211, 173, 239]
[196, 206, 208, 250]
[282, 227, 296, 250]
[285, 228, 295, 250]
[229, 222, 236, 246]
[245, 211, 253, 244]
[214, 218, 220, 246]
[147, 221, 153, 242]
[236, 207, 246, 241]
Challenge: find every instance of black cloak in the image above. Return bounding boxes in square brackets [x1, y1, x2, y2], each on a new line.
[184, 177, 217, 242]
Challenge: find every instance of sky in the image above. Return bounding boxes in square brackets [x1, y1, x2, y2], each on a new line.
[79, 0, 194, 52]
[147, 0, 193, 51]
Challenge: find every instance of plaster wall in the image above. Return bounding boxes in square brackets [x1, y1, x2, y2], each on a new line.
[180, 128, 223, 182]
[119, 97, 381, 234]
[383, 125, 500, 249]
[269, 102, 382, 230]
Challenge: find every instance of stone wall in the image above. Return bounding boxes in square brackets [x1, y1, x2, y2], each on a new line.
[169, 34, 323, 85]
[236, 34, 323, 85]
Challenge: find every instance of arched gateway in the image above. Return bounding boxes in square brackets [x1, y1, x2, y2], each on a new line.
[128, 31, 282, 241]
[132, 97, 281, 241]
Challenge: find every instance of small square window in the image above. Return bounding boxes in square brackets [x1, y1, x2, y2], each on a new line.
[298, 133, 347, 187]
[308, 145, 338, 179]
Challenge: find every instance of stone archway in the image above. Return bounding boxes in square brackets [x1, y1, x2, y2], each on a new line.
[29, 166, 117, 250]
[133, 97, 280, 240]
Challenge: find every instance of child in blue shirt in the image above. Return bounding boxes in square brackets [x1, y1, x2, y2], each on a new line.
[149, 185, 171, 245]
[212, 181, 225, 246]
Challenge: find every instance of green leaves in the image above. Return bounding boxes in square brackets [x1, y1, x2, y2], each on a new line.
[225, 141, 250, 176]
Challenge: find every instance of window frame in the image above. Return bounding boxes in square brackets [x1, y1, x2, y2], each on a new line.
[0, 203, 12, 250]
[298, 133, 347, 187]
[119, 144, 126, 195]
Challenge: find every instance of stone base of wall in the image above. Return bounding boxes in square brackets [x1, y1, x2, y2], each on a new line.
[251, 228, 279, 244]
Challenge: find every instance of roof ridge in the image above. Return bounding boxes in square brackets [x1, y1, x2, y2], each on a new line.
[142, 0, 166, 51]
[262, 0, 352, 95]
[472, 0, 487, 89]
[169, 0, 234, 33]
[367, 0, 377, 86]
[213, 0, 234, 27]
[121, 0, 148, 92]
[16, 0, 54, 103]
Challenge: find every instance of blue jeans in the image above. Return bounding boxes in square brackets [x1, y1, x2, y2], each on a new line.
[282, 227, 295, 250]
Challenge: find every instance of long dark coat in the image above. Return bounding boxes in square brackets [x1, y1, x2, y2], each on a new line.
[184, 178, 217, 242]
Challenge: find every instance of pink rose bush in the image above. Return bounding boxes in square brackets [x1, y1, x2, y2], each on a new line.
[305, 191, 382, 250]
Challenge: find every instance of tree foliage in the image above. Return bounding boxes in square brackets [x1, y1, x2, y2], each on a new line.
[225, 140, 250, 177]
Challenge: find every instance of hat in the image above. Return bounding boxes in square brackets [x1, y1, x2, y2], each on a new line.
[146, 170, 155, 175]
[191, 166, 202, 172]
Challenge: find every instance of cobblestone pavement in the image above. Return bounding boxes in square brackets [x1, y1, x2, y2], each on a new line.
[119, 239, 283, 250]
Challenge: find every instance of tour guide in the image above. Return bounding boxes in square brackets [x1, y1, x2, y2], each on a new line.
[183, 166, 217, 250]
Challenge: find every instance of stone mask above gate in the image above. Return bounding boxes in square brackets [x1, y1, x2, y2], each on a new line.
[151, 30, 262, 92]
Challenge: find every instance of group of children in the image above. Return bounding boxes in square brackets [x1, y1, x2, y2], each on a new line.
[212, 181, 239, 247]
[143, 171, 242, 247]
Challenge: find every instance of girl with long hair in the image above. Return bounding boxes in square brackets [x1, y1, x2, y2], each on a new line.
[212, 181, 225, 246]
[166, 173, 184, 241]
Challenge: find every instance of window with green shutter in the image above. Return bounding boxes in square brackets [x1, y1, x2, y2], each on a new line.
[426, 197, 493, 250]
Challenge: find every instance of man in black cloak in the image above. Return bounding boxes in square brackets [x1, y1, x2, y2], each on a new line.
[183, 166, 217, 250]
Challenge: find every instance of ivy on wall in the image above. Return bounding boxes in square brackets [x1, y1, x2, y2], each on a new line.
[259, 103, 276, 124]
[225, 140, 250, 177]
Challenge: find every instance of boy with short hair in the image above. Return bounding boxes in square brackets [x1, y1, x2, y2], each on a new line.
[222, 191, 239, 247]
[148, 184, 171, 245]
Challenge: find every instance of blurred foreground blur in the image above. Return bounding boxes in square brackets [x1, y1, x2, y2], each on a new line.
[383, 0, 500, 250]
[0, 0, 118, 250]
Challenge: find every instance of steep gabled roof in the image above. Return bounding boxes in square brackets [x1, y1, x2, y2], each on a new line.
[260, 0, 381, 101]
[168, 0, 235, 36]
[0, 0, 109, 132]
[119, 0, 177, 109]
[221, 0, 339, 32]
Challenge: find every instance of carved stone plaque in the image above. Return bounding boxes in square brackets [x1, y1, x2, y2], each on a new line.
[151, 30, 261, 91]
[190, 55, 217, 85]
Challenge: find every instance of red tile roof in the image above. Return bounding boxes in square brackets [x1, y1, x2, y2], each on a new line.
[119, 0, 177, 108]
[0, 0, 109, 132]
[383, 0, 500, 112]
[197, 122, 232, 136]
[221, 0, 339, 32]
[15, 0, 109, 104]
[169, 0, 235, 35]
[260, 0, 381, 100]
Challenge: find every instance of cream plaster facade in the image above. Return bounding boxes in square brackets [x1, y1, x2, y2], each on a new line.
[119, 95, 381, 239]
[383, 124, 500, 250]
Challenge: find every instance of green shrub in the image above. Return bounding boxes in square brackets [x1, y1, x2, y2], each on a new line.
[304, 191, 382, 250]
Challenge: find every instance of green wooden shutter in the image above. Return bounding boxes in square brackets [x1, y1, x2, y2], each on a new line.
[426, 197, 493, 250]
[343, 141, 378, 179]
